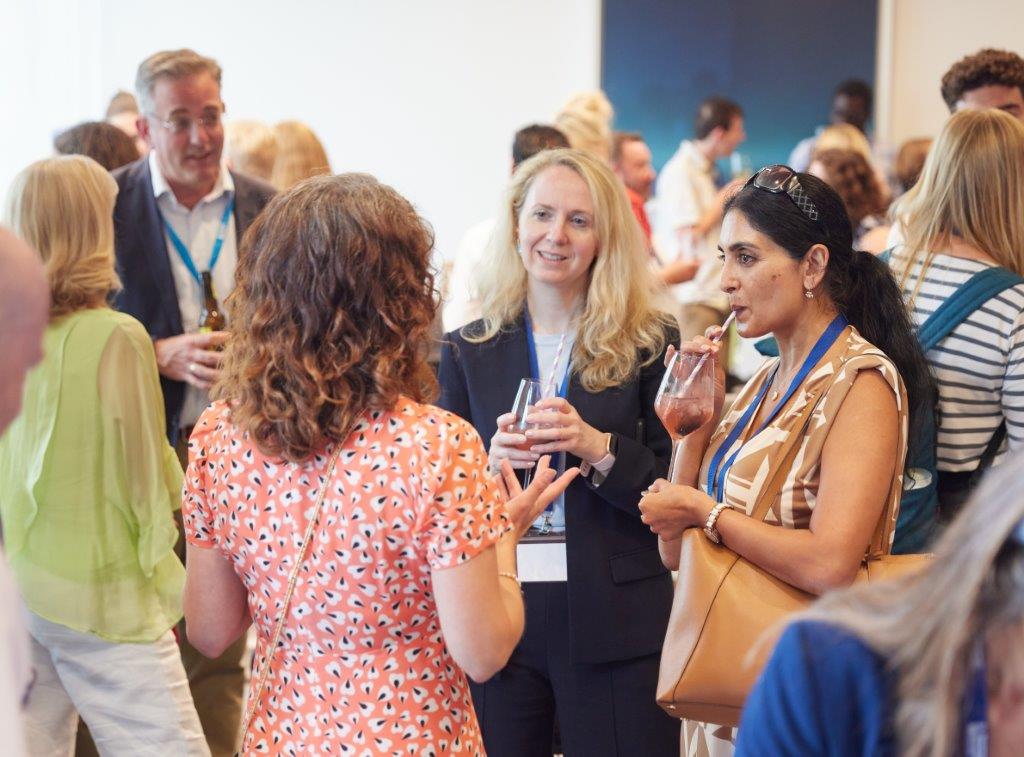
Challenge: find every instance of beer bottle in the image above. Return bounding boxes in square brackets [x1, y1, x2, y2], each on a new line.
[198, 271, 226, 345]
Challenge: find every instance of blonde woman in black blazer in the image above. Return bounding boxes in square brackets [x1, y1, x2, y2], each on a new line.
[439, 148, 679, 756]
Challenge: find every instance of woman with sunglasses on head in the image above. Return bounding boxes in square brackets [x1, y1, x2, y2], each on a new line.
[638, 165, 933, 754]
[439, 148, 681, 756]
[887, 108, 1024, 520]
[737, 449, 1024, 756]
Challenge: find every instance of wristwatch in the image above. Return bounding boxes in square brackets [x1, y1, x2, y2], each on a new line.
[703, 502, 730, 544]
[580, 432, 617, 483]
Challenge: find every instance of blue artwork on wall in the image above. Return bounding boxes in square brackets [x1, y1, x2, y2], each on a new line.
[601, 0, 879, 178]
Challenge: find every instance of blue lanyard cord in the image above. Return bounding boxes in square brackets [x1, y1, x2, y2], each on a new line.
[162, 196, 235, 288]
[705, 315, 849, 503]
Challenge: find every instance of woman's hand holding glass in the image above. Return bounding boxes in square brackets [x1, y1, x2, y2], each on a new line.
[638, 478, 715, 541]
[520, 397, 607, 464]
[494, 457, 580, 539]
[490, 410, 541, 472]
[663, 325, 729, 418]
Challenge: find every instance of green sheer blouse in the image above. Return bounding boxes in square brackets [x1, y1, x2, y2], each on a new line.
[0, 308, 184, 642]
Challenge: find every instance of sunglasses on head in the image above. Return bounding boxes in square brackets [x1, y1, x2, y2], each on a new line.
[744, 164, 821, 225]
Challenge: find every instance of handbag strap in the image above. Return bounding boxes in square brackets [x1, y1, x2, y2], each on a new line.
[237, 445, 343, 745]
[748, 385, 825, 524]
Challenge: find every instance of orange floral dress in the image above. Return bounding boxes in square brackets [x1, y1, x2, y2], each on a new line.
[183, 397, 509, 756]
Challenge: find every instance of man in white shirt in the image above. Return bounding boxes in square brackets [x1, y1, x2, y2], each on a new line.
[442, 124, 569, 332]
[111, 49, 275, 757]
[0, 227, 49, 757]
[654, 97, 746, 346]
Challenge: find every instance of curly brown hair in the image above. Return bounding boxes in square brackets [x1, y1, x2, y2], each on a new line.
[810, 148, 888, 229]
[214, 173, 438, 463]
[941, 48, 1024, 111]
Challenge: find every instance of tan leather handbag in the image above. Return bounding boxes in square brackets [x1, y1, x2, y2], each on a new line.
[655, 385, 929, 727]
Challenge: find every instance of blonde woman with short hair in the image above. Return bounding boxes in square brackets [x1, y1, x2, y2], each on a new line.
[225, 120, 278, 182]
[270, 120, 331, 190]
[0, 156, 208, 756]
[555, 90, 615, 163]
[738, 449, 1024, 756]
[439, 148, 680, 755]
[889, 108, 1024, 516]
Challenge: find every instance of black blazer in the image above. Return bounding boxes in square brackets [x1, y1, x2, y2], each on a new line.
[111, 157, 276, 442]
[438, 316, 677, 664]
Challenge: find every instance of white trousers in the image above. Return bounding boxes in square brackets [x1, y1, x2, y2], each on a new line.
[22, 609, 210, 757]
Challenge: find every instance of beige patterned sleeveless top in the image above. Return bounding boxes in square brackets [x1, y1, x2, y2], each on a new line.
[698, 326, 908, 542]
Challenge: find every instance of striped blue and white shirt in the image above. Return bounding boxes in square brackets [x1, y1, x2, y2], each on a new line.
[891, 251, 1024, 471]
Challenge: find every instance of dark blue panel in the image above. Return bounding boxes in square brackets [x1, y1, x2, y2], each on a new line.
[602, 0, 878, 176]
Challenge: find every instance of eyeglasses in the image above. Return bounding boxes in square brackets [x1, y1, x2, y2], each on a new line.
[744, 164, 821, 224]
[150, 111, 223, 135]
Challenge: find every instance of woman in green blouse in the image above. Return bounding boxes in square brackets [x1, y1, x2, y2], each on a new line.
[0, 156, 208, 756]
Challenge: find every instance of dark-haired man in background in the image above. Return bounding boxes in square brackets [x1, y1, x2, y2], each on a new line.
[941, 47, 1024, 121]
[789, 78, 874, 171]
[441, 123, 569, 332]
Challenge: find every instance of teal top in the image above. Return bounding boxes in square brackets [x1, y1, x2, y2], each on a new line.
[0, 308, 184, 642]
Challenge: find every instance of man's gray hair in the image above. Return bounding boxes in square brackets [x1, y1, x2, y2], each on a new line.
[135, 49, 222, 115]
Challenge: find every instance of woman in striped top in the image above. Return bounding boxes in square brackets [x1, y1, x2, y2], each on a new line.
[889, 109, 1024, 516]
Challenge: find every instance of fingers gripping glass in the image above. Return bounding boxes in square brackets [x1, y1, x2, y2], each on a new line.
[745, 164, 821, 224]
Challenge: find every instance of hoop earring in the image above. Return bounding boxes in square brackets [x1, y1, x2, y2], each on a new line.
[805, 289, 815, 299]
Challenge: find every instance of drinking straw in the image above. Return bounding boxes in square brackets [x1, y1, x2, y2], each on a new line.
[545, 330, 569, 397]
[679, 311, 737, 393]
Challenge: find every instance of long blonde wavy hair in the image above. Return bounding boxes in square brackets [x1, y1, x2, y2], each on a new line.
[465, 148, 675, 391]
[794, 452, 1024, 756]
[3, 155, 120, 319]
[891, 108, 1024, 304]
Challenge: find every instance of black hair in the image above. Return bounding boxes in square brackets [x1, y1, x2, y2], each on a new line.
[941, 48, 1024, 111]
[835, 79, 873, 111]
[512, 124, 570, 168]
[725, 172, 934, 431]
[694, 97, 743, 141]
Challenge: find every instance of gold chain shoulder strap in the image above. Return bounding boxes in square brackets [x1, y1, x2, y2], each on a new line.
[236, 444, 343, 749]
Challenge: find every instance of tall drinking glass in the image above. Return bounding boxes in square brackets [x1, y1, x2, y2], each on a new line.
[654, 351, 715, 483]
[511, 378, 546, 486]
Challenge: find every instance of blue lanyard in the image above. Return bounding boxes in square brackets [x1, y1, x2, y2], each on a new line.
[523, 309, 571, 399]
[705, 315, 848, 503]
[162, 196, 235, 288]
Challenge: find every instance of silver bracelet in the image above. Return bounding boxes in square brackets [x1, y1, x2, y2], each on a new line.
[703, 502, 730, 544]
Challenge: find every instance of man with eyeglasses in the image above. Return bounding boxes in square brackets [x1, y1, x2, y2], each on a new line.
[110, 48, 275, 757]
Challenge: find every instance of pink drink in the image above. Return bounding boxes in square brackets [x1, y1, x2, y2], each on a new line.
[655, 395, 713, 440]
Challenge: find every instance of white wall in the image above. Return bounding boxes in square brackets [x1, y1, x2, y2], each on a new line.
[0, 0, 600, 262]
[877, 0, 1024, 146]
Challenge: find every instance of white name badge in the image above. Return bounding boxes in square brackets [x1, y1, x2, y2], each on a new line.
[517, 535, 567, 582]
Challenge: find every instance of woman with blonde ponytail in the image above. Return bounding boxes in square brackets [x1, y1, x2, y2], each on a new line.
[888, 108, 1024, 518]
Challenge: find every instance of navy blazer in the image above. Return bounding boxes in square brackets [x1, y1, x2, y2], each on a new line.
[438, 317, 677, 664]
[111, 157, 275, 442]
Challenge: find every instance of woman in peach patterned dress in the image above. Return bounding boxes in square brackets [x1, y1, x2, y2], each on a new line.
[181, 173, 576, 755]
